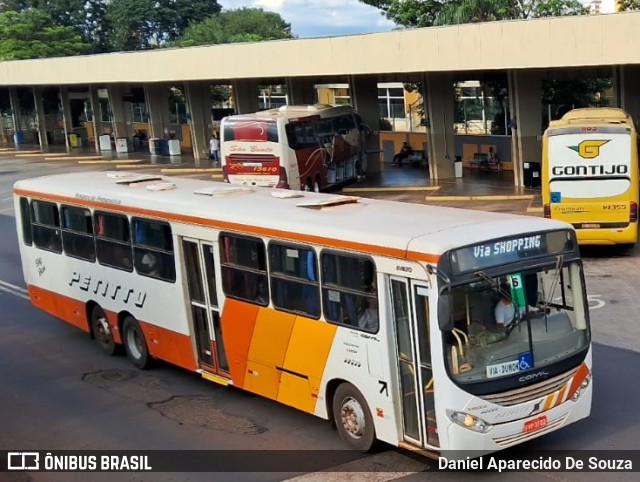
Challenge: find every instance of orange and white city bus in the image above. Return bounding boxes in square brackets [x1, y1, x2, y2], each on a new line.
[220, 104, 366, 191]
[14, 171, 592, 455]
[542, 107, 639, 245]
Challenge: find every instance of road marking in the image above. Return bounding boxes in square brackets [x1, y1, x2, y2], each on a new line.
[282, 450, 428, 481]
[0, 280, 30, 301]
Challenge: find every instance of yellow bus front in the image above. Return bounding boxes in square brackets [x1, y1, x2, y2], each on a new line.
[542, 125, 639, 245]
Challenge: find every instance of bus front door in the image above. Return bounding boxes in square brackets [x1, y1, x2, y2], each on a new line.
[182, 239, 229, 377]
[390, 277, 439, 449]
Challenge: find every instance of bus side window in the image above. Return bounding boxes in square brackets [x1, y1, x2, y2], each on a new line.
[321, 251, 378, 333]
[132, 218, 175, 282]
[31, 200, 62, 253]
[19, 197, 33, 246]
[61, 205, 96, 262]
[269, 243, 320, 319]
[94, 211, 132, 271]
[220, 233, 268, 306]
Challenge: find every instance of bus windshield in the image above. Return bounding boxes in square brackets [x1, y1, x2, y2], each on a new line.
[223, 119, 279, 143]
[442, 259, 590, 387]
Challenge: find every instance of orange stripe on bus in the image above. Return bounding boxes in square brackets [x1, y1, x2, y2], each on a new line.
[554, 384, 568, 407]
[566, 363, 590, 400]
[28, 285, 89, 333]
[138, 320, 197, 372]
[13, 188, 439, 262]
[220, 298, 260, 388]
[543, 393, 556, 412]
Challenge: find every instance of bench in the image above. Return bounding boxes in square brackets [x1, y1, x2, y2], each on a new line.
[470, 152, 501, 171]
[405, 150, 428, 167]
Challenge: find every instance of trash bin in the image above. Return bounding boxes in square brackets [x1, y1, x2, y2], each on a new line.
[454, 156, 463, 178]
[159, 139, 170, 156]
[116, 138, 128, 153]
[149, 138, 161, 155]
[523, 162, 541, 188]
[68, 133, 79, 148]
[99, 134, 112, 151]
[13, 131, 25, 145]
[167, 139, 181, 156]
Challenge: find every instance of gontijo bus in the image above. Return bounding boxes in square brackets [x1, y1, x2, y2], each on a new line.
[14, 171, 591, 455]
[220, 104, 366, 192]
[542, 107, 639, 245]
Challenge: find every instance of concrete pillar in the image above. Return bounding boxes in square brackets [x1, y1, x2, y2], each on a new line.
[107, 84, 130, 139]
[286, 77, 317, 105]
[232, 79, 259, 114]
[89, 86, 103, 151]
[9, 87, 22, 142]
[618, 65, 640, 125]
[508, 70, 543, 188]
[33, 87, 48, 149]
[349, 76, 382, 173]
[184, 81, 211, 164]
[59, 87, 72, 151]
[144, 84, 170, 139]
[425, 72, 456, 180]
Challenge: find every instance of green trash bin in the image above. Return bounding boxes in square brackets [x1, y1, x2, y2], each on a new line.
[68, 133, 79, 148]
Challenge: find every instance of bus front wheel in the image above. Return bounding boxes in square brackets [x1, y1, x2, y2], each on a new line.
[91, 305, 116, 356]
[332, 383, 376, 451]
[122, 316, 150, 369]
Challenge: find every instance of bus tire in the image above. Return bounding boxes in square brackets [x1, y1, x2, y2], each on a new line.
[332, 383, 376, 452]
[91, 305, 116, 356]
[122, 316, 150, 370]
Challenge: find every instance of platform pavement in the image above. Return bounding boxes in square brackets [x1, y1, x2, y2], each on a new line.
[1, 143, 543, 217]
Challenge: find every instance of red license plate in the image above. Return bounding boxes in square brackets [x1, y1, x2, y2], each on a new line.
[524, 415, 548, 432]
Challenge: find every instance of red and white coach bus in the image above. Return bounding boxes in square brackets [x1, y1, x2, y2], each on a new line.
[220, 104, 367, 191]
[14, 171, 592, 455]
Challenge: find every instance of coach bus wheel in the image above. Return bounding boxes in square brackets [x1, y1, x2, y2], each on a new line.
[91, 305, 116, 356]
[332, 383, 376, 451]
[122, 316, 150, 369]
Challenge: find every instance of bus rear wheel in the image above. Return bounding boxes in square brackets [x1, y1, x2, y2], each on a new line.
[332, 383, 376, 451]
[91, 305, 116, 356]
[122, 316, 150, 369]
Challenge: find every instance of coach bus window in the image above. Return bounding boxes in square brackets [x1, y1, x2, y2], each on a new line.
[19, 197, 32, 246]
[94, 212, 132, 271]
[61, 205, 96, 262]
[132, 218, 175, 282]
[269, 243, 320, 319]
[220, 234, 268, 306]
[31, 200, 62, 253]
[321, 252, 378, 333]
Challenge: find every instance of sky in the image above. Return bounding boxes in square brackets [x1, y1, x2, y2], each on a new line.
[219, 0, 398, 38]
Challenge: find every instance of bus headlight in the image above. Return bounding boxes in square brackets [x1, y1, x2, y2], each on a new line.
[570, 374, 591, 402]
[447, 410, 493, 433]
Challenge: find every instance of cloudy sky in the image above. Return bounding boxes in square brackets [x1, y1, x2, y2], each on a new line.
[219, 0, 398, 38]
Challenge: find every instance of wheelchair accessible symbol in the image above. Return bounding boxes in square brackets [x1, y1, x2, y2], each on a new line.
[518, 353, 533, 371]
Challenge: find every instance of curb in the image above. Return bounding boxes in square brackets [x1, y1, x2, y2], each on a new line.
[425, 194, 535, 201]
[343, 186, 440, 193]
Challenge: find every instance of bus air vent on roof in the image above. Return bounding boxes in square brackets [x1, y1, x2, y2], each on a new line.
[297, 196, 360, 209]
[115, 175, 163, 185]
[271, 190, 304, 199]
[146, 181, 176, 191]
[194, 186, 253, 196]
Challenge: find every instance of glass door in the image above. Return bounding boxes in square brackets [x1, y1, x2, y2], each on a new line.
[182, 238, 228, 375]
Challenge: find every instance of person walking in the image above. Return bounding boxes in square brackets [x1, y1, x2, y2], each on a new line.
[209, 134, 220, 164]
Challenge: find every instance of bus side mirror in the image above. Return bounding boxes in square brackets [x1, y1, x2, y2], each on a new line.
[438, 294, 453, 331]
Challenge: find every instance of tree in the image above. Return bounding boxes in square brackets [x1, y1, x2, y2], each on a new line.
[0, 9, 90, 60]
[176, 7, 292, 47]
[104, 0, 222, 51]
[358, 0, 588, 28]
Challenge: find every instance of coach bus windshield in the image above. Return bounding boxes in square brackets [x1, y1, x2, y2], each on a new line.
[438, 231, 590, 391]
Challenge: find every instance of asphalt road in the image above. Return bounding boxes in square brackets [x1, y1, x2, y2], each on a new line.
[1, 155, 640, 481]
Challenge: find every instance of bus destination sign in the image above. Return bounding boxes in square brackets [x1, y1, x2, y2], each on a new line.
[450, 231, 573, 274]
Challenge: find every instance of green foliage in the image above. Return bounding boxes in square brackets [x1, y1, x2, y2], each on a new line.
[177, 8, 292, 47]
[0, 9, 90, 60]
[617, 1, 640, 10]
[359, 0, 588, 27]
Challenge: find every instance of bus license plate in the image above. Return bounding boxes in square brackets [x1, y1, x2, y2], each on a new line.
[524, 415, 548, 433]
[582, 223, 600, 229]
